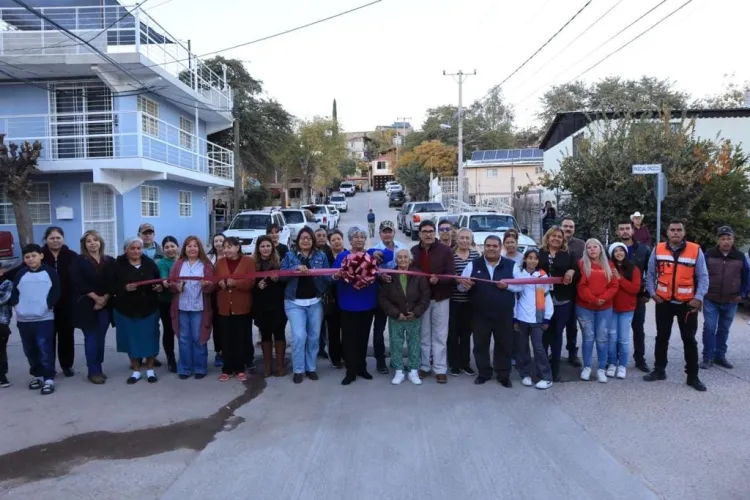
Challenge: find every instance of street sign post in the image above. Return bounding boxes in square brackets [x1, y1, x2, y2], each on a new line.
[632, 164, 664, 243]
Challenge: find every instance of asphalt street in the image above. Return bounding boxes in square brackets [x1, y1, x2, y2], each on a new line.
[1, 191, 749, 499]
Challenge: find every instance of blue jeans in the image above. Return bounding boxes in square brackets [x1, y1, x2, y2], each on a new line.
[284, 300, 323, 374]
[702, 299, 738, 362]
[83, 310, 110, 376]
[577, 307, 612, 370]
[18, 320, 56, 380]
[608, 311, 633, 367]
[178, 310, 208, 376]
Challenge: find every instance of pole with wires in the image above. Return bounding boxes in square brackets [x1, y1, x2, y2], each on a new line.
[443, 70, 475, 204]
[233, 119, 242, 212]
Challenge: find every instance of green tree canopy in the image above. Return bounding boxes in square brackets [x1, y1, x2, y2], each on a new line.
[543, 113, 750, 248]
[396, 164, 430, 202]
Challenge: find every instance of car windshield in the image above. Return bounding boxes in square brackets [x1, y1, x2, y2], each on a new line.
[389, 191, 404, 198]
[331, 196, 345, 202]
[305, 206, 326, 214]
[281, 211, 304, 224]
[414, 203, 445, 213]
[340, 183, 353, 188]
[469, 215, 517, 232]
[228, 214, 270, 230]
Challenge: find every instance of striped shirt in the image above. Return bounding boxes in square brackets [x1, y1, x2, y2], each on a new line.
[178, 260, 205, 312]
[451, 249, 480, 302]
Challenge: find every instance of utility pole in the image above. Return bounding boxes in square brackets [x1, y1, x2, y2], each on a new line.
[233, 118, 242, 211]
[443, 70, 475, 204]
[395, 116, 411, 168]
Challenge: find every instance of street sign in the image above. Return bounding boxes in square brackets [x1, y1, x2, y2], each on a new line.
[632, 164, 662, 174]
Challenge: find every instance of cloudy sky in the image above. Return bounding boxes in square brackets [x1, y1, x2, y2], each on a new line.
[150, 0, 748, 131]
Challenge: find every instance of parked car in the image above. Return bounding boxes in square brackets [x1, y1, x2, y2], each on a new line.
[223, 210, 291, 255]
[303, 204, 337, 231]
[397, 202, 414, 231]
[0, 231, 17, 269]
[456, 212, 537, 253]
[330, 193, 348, 212]
[388, 190, 405, 207]
[280, 208, 317, 242]
[325, 205, 340, 227]
[405, 202, 449, 241]
[385, 180, 398, 192]
[339, 181, 356, 196]
[386, 183, 403, 196]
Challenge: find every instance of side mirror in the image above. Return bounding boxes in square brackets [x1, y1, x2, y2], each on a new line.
[521, 227, 529, 235]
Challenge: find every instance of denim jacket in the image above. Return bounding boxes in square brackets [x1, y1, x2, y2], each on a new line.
[280, 250, 331, 300]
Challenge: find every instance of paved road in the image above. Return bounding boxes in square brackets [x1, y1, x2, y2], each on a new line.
[1, 191, 750, 499]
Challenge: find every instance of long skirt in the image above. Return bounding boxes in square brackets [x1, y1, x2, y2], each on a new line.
[115, 310, 160, 359]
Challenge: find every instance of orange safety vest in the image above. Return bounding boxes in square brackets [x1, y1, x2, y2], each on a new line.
[654, 241, 699, 302]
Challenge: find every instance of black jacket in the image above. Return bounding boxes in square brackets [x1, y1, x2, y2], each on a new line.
[624, 241, 650, 298]
[252, 258, 286, 314]
[108, 255, 161, 318]
[538, 250, 578, 303]
[70, 254, 115, 330]
[42, 244, 77, 312]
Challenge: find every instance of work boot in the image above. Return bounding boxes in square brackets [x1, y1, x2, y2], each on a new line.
[687, 376, 707, 392]
[262, 342, 273, 378]
[275, 341, 287, 377]
[643, 370, 667, 382]
[635, 360, 650, 373]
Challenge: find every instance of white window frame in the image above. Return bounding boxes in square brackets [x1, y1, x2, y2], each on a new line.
[178, 190, 192, 218]
[140, 185, 160, 218]
[179, 116, 195, 150]
[0, 183, 51, 225]
[138, 96, 160, 137]
[486, 168, 498, 178]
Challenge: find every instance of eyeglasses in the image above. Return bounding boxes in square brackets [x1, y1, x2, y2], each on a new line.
[420, 230, 435, 235]
[438, 227, 452, 233]
[299, 236, 312, 241]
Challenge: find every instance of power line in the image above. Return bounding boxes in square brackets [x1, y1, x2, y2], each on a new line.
[474, 0, 595, 105]
[566, 0, 695, 82]
[513, 0, 668, 107]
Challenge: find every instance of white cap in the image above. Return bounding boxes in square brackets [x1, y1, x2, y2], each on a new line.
[630, 211, 643, 220]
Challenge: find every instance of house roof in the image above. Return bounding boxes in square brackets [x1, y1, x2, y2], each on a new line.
[466, 148, 543, 167]
[540, 108, 750, 151]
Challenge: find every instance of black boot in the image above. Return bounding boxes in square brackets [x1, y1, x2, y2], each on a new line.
[567, 349, 582, 368]
[550, 358, 561, 382]
[687, 376, 707, 392]
[167, 356, 177, 373]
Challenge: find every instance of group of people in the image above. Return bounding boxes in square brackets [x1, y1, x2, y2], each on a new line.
[0, 208, 745, 395]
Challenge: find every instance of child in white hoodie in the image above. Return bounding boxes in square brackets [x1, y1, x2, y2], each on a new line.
[514, 249, 554, 389]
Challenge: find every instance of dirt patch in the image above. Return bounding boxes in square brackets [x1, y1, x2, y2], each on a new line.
[0, 376, 265, 484]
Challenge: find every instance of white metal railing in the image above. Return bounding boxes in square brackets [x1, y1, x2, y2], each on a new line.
[0, 5, 232, 111]
[0, 111, 234, 181]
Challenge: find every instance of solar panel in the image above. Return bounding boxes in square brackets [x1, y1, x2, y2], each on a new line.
[521, 149, 532, 158]
[485, 151, 498, 160]
[471, 151, 482, 161]
[496, 150, 508, 160]
[509, 149, 520, 159]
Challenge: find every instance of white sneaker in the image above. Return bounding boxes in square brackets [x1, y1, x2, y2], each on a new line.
[522, 376, 533, 387]
[391, 371, 405, 385]
[407, 370, 422, 385]
[535, 380, 553, 390]
[606, 364, 616, 378]
[580, 367, 591, 381]
[597, 369, 607, 383]
[616, 366, 626, 379]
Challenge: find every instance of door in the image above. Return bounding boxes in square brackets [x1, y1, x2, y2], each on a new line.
[50, 82, 113, 159]
[82, 183, 117, 256]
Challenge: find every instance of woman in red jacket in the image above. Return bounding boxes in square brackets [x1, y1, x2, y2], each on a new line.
[606, 242, 641, 380]
[577, 238, 619, 383]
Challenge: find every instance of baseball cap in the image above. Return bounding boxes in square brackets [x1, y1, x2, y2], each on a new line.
[138, 223, 155, 234]
[379, 221, 395, 231]
[718, 225, 734, 237]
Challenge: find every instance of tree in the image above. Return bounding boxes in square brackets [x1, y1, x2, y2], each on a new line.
[538, 76, 691, 126]
[396, 164, 430, 201]
[203, 56, 294, 182]
[243, 185, 270, 210]
[696, 74, 750, 109]
[543, 112, 750, 247]
[0, 135, 42, 245]
[278, 117, 347, 204]
[512, 126, 543, 148]
[397, 140, 457, 176]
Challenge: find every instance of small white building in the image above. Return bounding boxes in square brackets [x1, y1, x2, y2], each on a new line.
[540, 109, 750, 173]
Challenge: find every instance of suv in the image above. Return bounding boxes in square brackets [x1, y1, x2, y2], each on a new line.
[325, 205, 340, 227]
[388, 190, 405, 207]
[330, 193, 348, 212]
[223, 210, 291, 255]
[406, 202, 448, 240]
[386, 183, 402, 195]
[280, 208, 317, 242]
[303, 204, 337, 231]
[456, 212, 537, 253]
[339, 181, 356, 196]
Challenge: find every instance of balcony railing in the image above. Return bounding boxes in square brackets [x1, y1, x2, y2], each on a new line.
[0, 111, 234, 181]
[0, 5, 232, 111]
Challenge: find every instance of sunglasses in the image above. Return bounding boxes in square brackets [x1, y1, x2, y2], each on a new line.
[438, 227, 452, 233]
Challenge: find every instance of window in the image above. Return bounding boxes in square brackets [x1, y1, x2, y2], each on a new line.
[486, 168, 498, 178]
[178, 190, 192, 217]
[228, 214, 271, 230]
[0, 183, 50, 225]
[140, 185, 160, 217]
[179, 116, 195, 149]
[377, 161, 386, 170]
[670, 122, 681, 133]
[138, 96, 160, 137]
[572, 132, 585, 157]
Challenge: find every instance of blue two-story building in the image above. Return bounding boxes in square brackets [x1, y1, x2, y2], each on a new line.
[0, 0, 234, 254]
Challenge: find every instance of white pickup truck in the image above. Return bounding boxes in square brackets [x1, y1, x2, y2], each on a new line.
[405, 201, 449, 241]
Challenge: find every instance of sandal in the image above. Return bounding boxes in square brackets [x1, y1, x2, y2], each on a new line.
[41, 381, 55, 395]
[237, 372, 248, 382]
[28, 378, 42, 390]
[218, 373, 231, 382]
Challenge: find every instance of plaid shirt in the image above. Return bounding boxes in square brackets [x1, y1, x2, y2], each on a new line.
[0, 279, 13, 325]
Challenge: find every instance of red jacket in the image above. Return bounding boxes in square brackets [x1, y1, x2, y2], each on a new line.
[612, 265, 641, 313]
[576, 260, 619, 310]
